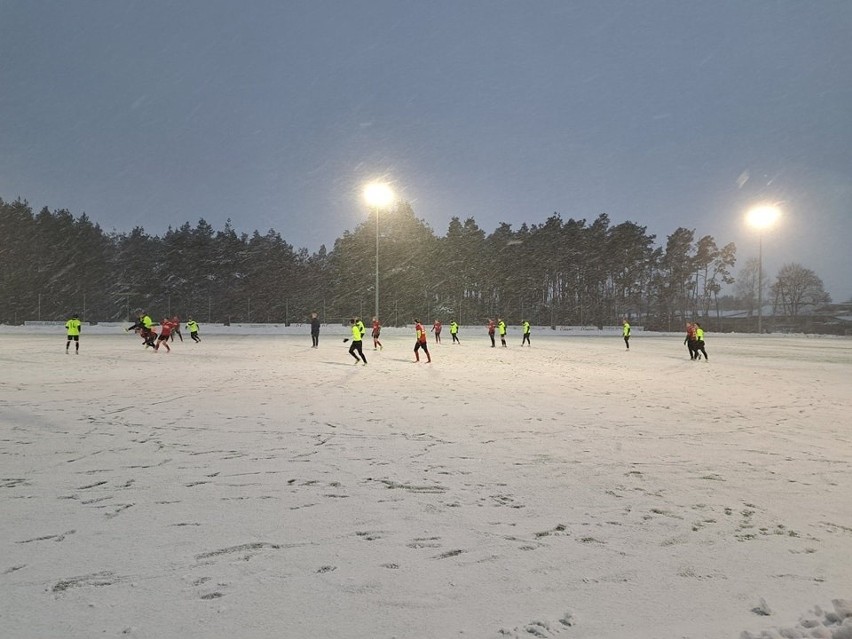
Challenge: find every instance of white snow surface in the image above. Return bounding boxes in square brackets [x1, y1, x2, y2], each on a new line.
[1, 325, 851, 639]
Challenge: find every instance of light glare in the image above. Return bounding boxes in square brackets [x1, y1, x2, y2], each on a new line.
[363, 182, 394, 209]
[746, 205, 781, 230]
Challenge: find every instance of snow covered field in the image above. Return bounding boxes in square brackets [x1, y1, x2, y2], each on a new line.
[2, 326, 851, 638]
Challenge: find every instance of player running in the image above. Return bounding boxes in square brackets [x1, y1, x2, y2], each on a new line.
[346, 318, 367, 365]
[154, 318, 176, 352]
[186, 318, 201, 343]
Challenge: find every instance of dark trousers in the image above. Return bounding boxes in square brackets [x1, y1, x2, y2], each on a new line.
[190, 331, 201, 343]
[489, 333, 495, 347]
[414, 341, 430, 361]
[623, 336, 629, 349]
[522, 333, 530, 345]
[451, 333, 460, 343]
[311, 332, 319, 347]
[349, 340, 366, 362]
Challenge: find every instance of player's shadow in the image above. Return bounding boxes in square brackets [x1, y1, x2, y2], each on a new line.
[323, 360, 369, 367]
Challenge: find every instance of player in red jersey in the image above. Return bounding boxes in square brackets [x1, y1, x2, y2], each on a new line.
[170, 315, 183, 342]
[413, 319, 431, 363]
[431, 319, 442, 343]
[154, 318, 176, 352]
[371, 316, 383, 350]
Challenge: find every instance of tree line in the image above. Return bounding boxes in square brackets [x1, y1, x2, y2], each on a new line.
[0, 196, 830, 330]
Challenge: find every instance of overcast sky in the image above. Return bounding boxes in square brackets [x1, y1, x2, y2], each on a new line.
[1, 1, 850, 300]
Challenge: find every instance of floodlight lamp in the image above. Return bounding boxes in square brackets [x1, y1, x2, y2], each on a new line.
[746, 205, 781, 230]
[363, 182, 394, 209]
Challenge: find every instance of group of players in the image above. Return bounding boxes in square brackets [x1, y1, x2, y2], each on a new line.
[333, 316, 706, 365]
[684, 321, 709, 360]
[63, 310, 199, 354]
[342, 316, 442, 365]
[63, 311, 706, 362]
[125, 310, 201, 351]
[336, 315, 536, 366]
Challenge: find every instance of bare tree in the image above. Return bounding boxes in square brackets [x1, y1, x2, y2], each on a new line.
[734, 257, 761, 316]
[771, 263, 831, 318]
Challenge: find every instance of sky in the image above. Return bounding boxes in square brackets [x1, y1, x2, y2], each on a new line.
[2, 327, 852, 637]
[1, 1, 851, 301]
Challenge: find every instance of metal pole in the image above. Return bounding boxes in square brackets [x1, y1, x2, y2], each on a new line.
[757, 234, 763, 334]
[375, 207, 380, 320]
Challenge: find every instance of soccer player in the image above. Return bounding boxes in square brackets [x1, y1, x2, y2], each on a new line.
[431, 319, 442, 343]
[413, 319, 431, 363]
[65, 313, 82, 354]
[186, 318, 201, 343]
[154, 318, 176, 352]
[371, 316, 383, 350]
[127, 310, 157, 348]
[694, 322, 708, 360]
[497, 318, 507, 347]
[170, 316, 183, 342]
[684, 322, 698, 360]
[521, 319, 531, 346]
[622, 319, 630, 350]
[347, 318, 367, 365]
[450, 320, 460, 344]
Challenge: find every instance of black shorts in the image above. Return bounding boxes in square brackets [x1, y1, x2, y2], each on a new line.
[66, 335, 79, 341]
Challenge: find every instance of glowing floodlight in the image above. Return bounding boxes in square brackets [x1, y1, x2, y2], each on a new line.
[363, 182, 394, 209]
[746, 205, 781, 231]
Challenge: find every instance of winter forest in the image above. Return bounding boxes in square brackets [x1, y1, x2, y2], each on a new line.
[0, 196, 832, 330]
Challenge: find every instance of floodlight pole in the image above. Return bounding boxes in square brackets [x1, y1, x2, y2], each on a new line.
[757, 233, 763, 334]
[363, 182, 394, 321]
[375, 207, 380, 320]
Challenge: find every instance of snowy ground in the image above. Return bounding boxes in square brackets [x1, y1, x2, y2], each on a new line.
[1, 325, 851, 639]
